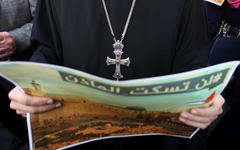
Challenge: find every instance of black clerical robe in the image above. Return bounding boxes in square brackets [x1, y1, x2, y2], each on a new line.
[29, 0, 210, 150]
[31, 0, 210, 79]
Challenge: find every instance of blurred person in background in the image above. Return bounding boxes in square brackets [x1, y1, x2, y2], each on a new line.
[205, 1, 240, 149]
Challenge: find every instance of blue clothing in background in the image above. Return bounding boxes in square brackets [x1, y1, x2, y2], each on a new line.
[205, 1, 240, 149]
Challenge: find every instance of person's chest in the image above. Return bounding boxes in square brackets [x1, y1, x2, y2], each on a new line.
[51, 0, 187, 79]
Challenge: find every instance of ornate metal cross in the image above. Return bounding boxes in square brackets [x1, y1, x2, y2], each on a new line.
[106, 40, 130, 80]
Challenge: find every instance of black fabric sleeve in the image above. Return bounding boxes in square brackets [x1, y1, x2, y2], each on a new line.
[0, 78, 29, 144]
[30, 0, 63, 65]
[172, 0, 211, 73]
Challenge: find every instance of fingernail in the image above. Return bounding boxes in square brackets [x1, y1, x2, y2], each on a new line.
[179, 117, 186, 122]
[182, 112, 188, 118]
[56, 102, 61, 108]
[191, 109, 198, 114]
[46, 99, 54, 104]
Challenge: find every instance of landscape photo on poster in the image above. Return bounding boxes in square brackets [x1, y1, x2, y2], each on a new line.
[0, 61, 239, 150]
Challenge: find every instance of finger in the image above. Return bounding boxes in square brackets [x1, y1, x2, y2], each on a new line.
[16, 110, 27, 116]
[0, 47, 7, 54]
[0, 35, 3, 41]
[0, 52, 9, 58]
[0, 36, 16, 52]
[10, 100, 62, 114]
[6, 43, 16, 51]
[15, 109, 27, 118]
[179, 112, 215, 124]
[0, 46, 16, 57]
[5, 49, 15, 57]
[190, 96, 225, 118]
[179, 116, 210, 129]
[9, 87, 55, 106]
[5, 33, 16, 48]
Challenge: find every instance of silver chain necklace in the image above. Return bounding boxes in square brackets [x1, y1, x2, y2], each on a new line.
[102, 0, 137, 80]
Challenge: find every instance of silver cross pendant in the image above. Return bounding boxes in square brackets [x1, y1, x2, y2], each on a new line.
[106, 40, 130, 80]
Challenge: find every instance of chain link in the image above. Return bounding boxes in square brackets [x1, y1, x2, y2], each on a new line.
[101, 0, 136, 43]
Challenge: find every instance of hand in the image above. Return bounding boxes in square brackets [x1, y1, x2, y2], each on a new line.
[0, 32, 16, 60]
[179, 95, 225, 129]
[0, 35, 3, 41]
[9, 87, 62, 117]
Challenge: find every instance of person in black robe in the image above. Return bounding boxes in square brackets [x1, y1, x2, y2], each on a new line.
[6, 0, 225, 150]
[204, 1, 240, 150]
